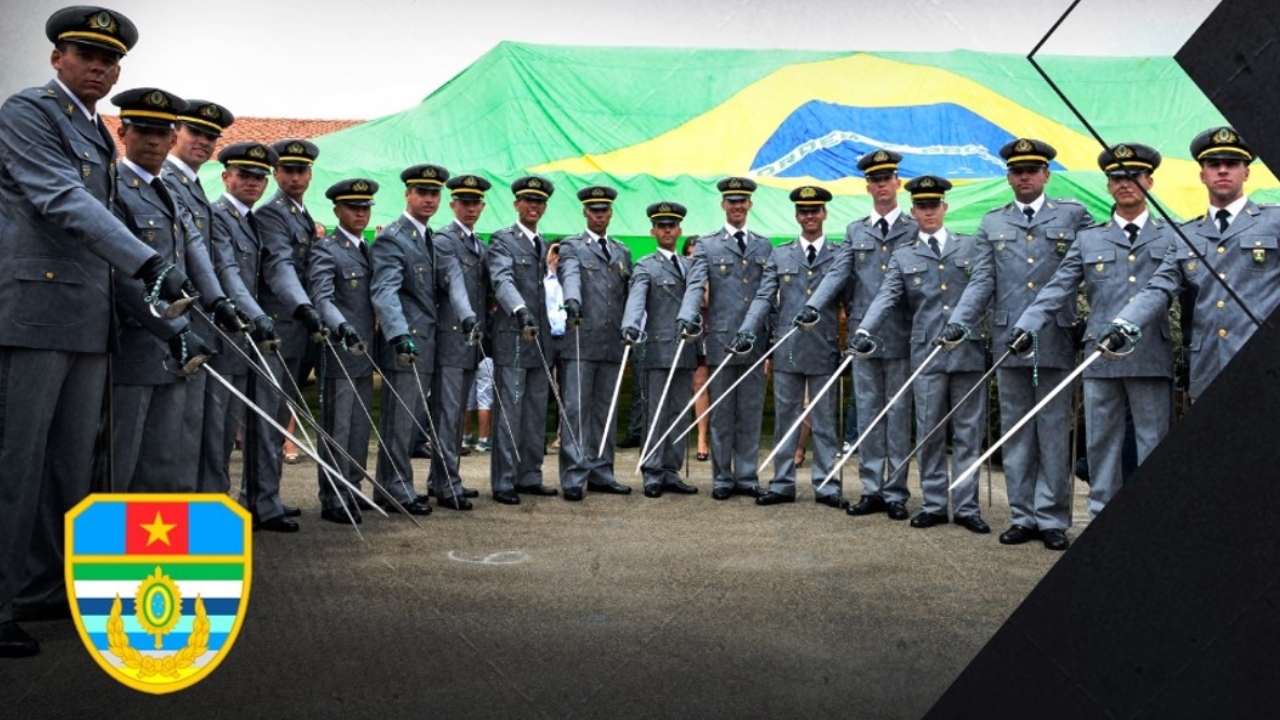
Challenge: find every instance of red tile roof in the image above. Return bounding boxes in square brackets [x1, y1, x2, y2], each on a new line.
[101, 115, 364, 157]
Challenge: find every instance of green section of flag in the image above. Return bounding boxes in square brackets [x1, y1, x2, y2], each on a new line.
[72, 563, 245, 581]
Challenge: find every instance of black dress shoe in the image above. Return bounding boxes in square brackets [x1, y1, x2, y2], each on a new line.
[1042, 529, 1070, 551]
[427, 486, 481, 499]
[255, 516, 300, 533]
[734, 486, 764, 498]
[846, 495, 887, 516]
[515, 483, 558, 496]
[283, 505, 302, 518]
[643, 485, 663, 498]
[493, 490, 521, 505]
[814, 494, 843, 508]
[756, 491, 795, 506]
[954, 514, 991, 534]
[664, 479, 699, 494]
[14, 601, 71, 622]
[436, 494, 473, 511]
[0, 621, 39, 658]
[587, 481, 632, 495]
[563, 487, 584, 502]
[999, 524, 1040, 545]
[886, 501, 909, 520]
[403, 498, 434, 516]
[909, 511, 949, 528]
[320, 507, 362, 524]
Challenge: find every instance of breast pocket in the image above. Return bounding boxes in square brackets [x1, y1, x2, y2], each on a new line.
[778, 263, 801, 287]
[712, 254, 735, 276]
[339, 261, 367, 292]
[951, 257, 973, 285]
[849, 240, 877, 266]
[1239, 235, 1278, 271]
[131, 213, 167, 248]
[1085, 249, 1117, 282]
[1044, 227, 1076, 257]
[69, 140, 101, 183]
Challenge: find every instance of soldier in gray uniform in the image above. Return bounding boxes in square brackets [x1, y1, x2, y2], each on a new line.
[427, 171, 491, 510]
[1106, 127, 1280, 406]
[852, 176, 990, 533]
[623, 202, 701, 498]
[1013, 143, 1175, 518]
[942, 138, 1094, 552]
[308, 178, 379, 524]
[105, 88, 215, 493]
[486, 176, 559, 504]
[370, 163, 475, 515]
[735, 186, 843, 507]
[258, 139, 323, 462]
[207, 141, 315, 533]
[161, 98, 258, 491]
[559, 185, 635, 500]
[0, 6, 190, 657]
[799, 150, 917, 520]
[679, 177, 769, 501]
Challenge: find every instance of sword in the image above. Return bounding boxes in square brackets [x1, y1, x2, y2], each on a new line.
[598, 343, 632, 458]
[949, 347, 1105, 493]
[636, 337, 686, 473]
[642, 325, 797, 467]
[203, 364, 383, 532]
[884, 348, 1012, 485]
[407, 354, 463, 508]
[817, 343, 944, 491]
[760, 352, 854, 470]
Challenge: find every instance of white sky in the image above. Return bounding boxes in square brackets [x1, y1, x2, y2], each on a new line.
[1, 0, 1221, 120]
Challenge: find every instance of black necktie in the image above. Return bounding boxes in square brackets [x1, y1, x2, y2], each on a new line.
[1023, 206, 1035, 223]
[671, 253, 684, 280]
[1215, 208, 1231, 234]
[245, 209, 258, 235]
[533, 233, 543, 258]
[301, 208, 315, 239]
[876, 218, 889, 237]
[806, 243, 817, 266]
[927, 235, 941, 257]
[1124, 223, 1140, 245]
[734, 230, 746, 254]
[468, 233, 479, 254]
[150, 178, 175, 216]
[599, 237, 612, 263]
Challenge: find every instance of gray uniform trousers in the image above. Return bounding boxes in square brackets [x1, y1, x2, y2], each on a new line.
[1082, 377, 1170, 516]
[641, 368, 693, 488]
[769, 370, 838, 498]
[558, 358, 622, 489]
[491, 361, 551, 493]
[429, 365, 475, 497]
[707, 364, 765, 492]
[318, 363, 373, 511]
[853, 358, 912, 502]
[241, 352, 289, 522]
[111, 382, 193, 492]
[377, 363, 433, 503]
[200, 360, 246, 494]
[913, 371, 986, 518]
[0, 350, 106, 619]
[997, 366, 1073, 531]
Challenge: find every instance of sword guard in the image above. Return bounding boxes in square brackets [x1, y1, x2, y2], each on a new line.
[257, 337, 282, 354]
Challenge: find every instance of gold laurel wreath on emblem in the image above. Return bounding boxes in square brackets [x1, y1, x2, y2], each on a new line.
[287, 142, 305, 154]
[248, 147, 266, 159]
[1015, 139, 1033, 152]
[921, 177, 936, 188]
[1114, 145, 1134, 159]
[528, 178, 542, 189]
[201, 105, 220, 120]
[799, 187, 816, 198]
[146, 91, 167, 108]
[107, 593, 210, 679]
[353, 180, 370, 192]
[1214, 128, 1235, 143]
[92, 11, 118, 33]
[873, 151, 888, 162]
[463, 176, 477, 187]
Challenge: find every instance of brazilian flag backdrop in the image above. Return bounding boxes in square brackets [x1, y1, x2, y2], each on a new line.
[211, 43, 1279, 252]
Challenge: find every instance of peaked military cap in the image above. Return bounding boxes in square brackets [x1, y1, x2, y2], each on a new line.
[217, 141, 278, 176]
[904, 175, 953, 201]
[272, 139, 319, 167]
[789, 185, 832, 206]
[1000, 138, 1056, 169]
[577, 185, 618, 210]
[1098, 143, 1162, 176]
[1190, 126, 1254, 164]
[857, 149, 903, 179]
[401, 164, 450, 188]
[110, 87, 186, 130]
[445, 173, 491, 197]
[46, 5, 137, 56]
[178, 99, 234, 137]
[512, 175, 554, 200]
[326, 178, 378, 206]
[716, 176, 757, 199]
[647, 201, 687, 225]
